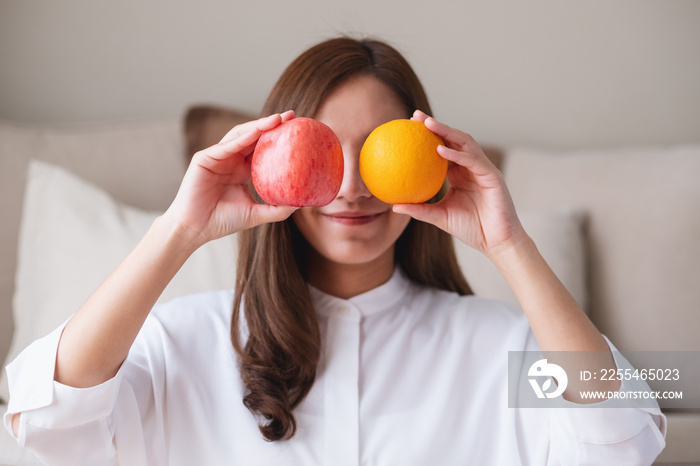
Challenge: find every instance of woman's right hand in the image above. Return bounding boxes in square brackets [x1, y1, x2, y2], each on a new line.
[163, 111, 298, 248]
[49, 112, 298, 391]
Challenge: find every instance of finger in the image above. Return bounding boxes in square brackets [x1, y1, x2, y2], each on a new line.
[196, 128, 265, 163]
[411, 109, 429, 123]
[422, 116, 483, 156]
[202, 111, 295, 163]
[280, 110, 295, 122]
[219, 113, 286, 144]
[438, 145, 496, 178]
[249, 204, 299, 227]
[392, 203, 448, 232]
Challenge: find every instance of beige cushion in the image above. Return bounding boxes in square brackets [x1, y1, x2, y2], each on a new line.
[456, 209, 587, 313]
[654, 412, 700, 464]
[0, 118, 187, 371]
[0, 160, 237, 404]
[503, 145, 700, 352]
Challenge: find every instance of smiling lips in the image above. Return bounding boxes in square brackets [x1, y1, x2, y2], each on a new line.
[324, 211, 386, 225]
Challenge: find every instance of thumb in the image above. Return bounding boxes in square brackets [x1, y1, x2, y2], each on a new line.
[392, 203, 447, 231]
[249, 205, 299, 227]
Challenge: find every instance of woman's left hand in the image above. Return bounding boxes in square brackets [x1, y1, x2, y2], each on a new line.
[396, 112, 617, 369]
[392, 110, 526, 258]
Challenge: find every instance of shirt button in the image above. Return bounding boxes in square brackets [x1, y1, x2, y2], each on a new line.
[338, 304, 350, 314]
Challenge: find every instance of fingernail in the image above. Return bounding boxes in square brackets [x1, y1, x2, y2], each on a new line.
[437, 145, 452, 156]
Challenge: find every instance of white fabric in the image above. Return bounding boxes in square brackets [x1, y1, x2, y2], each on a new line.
[4, 270, 665, 465]
[0, 160, 237, 404]
[0, 402, 43, 465]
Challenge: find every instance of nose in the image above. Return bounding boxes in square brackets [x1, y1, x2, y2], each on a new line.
[336, 144, 372, 202]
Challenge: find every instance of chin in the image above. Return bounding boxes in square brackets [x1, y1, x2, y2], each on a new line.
[325, 245, 392, 267]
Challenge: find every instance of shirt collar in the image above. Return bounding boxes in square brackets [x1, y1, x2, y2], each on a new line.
[309, 266, 412, 318]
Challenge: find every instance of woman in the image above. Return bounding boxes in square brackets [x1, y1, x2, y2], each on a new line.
[5, 37, 665, 465]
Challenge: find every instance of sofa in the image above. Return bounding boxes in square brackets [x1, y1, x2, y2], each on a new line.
[0, 105, 698, 465]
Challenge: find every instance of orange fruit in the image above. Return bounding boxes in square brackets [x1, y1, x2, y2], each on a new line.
[359, 119, 447, 204]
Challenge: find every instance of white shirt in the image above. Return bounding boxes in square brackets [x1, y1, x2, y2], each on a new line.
[4, 269, 666, 465]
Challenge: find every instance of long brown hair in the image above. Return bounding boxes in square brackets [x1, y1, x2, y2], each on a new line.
[231, 37, 472, 442]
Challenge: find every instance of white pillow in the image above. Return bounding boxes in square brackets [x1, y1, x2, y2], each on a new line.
[0, 160, 237, 403]
[0, 117, 186, 375]
[455, 209, 588, 313]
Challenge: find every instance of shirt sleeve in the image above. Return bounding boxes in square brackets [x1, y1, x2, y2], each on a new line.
[538, 335, 666, 465]
[3, 317, 157, 466]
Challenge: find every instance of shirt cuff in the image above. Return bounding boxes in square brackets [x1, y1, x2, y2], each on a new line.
[552, 403, 663, 445]
[552, 339, 667, 445]
[3, 319, 123, 435]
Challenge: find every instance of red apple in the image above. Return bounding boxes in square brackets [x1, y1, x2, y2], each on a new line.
[251, 117, 344, 207]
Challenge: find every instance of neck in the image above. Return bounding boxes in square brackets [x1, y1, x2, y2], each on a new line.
[306, 248, 395, 299]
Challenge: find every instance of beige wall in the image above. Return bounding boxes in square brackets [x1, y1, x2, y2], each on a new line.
[0, 0, 698, 150]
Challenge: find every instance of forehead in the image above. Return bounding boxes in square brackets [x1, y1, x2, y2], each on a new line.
[314, 74, 408, 140]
